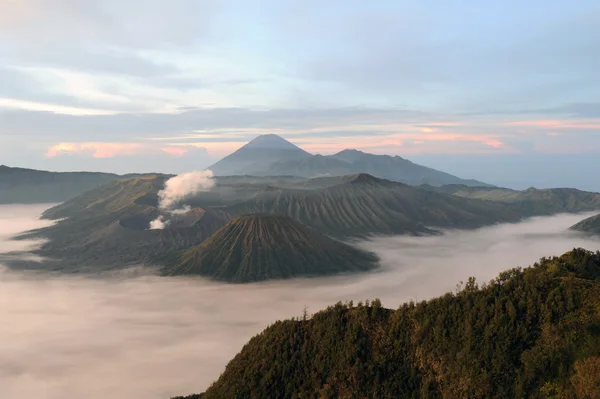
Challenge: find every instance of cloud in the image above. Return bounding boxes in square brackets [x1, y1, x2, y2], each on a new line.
[46, 142, 144, 159]
[1, 205, 599, 399]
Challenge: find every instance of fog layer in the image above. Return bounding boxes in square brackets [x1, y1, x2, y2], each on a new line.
[0, 204, 598, 399]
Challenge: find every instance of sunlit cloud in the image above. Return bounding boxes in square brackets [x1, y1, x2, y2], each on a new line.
[46, 142, 144, 158]
[484, 140, 504, 148]
[160, 147, 189, 157]
[506, 119, 600, 130]
[0, 98, 118, 116]
[46, 142, 204, 159]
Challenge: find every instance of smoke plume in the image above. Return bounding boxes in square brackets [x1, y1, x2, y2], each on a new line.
[148, 171, 215, 229]
[158, 171, 215, 210]
[149, 216, 168, 230]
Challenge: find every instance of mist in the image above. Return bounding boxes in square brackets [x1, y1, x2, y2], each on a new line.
[1, 204, 599, 399]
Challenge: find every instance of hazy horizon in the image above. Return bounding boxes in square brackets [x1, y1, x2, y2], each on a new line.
[1, 204, 598, 399]
[1, 1, 599, 189]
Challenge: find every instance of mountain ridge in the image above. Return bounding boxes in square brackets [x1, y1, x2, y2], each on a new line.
[207, 134, 491, 187]
[161, 214, 379, 282]
[175, 248, 600, 398]
[571, 213, 600, 235]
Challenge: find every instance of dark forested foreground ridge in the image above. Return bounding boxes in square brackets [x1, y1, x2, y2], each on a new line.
[161, 214, 379, 282]
[174, 249, 600, 399]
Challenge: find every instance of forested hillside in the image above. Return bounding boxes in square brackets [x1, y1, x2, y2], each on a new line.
[176, 249, 600, 398]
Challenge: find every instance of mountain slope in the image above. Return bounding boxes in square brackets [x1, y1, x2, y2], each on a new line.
[261, 154, 354, 178]
[571, 213, 600, 235]
[0, 165, 120, 204]
[207, 134, 312, 176]
[328, 149, 491, 186]
[206, 136, 490, 186]
[251, 149, 491, 187]
[423, 184, 600, 215]
[19, 175, 230, 270]
[162, 214, 379, 282]
[225, 174, 523, 237]
[177, 248, 600, 399]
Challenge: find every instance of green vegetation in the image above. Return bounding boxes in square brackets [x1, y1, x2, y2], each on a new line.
[0, 165, 120, 204]
[176, 248, 600, 398]
[571, 214, 600, 235]
[161, 214, 379, 282]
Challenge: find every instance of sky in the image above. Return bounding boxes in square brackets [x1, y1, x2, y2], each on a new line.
[1, 0, 599, 189]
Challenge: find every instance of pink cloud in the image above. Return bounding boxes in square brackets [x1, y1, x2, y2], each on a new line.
[46, 142, 142, 158]
[161, 147, 189, 157]
[484, 140, 504, 148]
[46, 142, 202, 159]
[506, 119, 600, 129]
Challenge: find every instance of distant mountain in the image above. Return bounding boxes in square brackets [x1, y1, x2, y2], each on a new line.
[422, 184, 600, 215]
[0, 165, 120, 204]
[176, 248, 600, 399]
[207, 135, 490, 187]
[161, 214, 379, 283]
[207, 134, 312, 176]
[327, 149, 491, 186]
[571, 213, 600, 235]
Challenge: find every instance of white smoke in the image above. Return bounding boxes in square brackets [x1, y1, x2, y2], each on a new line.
[158, 171, 215, 210]
[149, 216, 168, 230]
[169, 205, 192, 215]
[148, 171, 215, 230]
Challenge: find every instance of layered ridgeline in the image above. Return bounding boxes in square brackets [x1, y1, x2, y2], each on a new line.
[175, 249, 600, 399]
[422, 184, 600, 215]
[226, 174, 526, 237]
[0, 165, 121, 204]
[571, 213, 600, 235]
[162, 215, 379, 282]
[24, 173, 600, 272]
[207, 135, 490, 187]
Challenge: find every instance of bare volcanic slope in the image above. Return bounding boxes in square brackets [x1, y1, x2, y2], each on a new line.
[571, 213, 600, 235]
[225, 174, 524, 238]
[18, 175, 230, 270]
[161, 214, 379, 283]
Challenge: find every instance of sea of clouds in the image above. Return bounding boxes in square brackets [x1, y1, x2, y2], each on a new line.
[0, 204, 598, 399]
